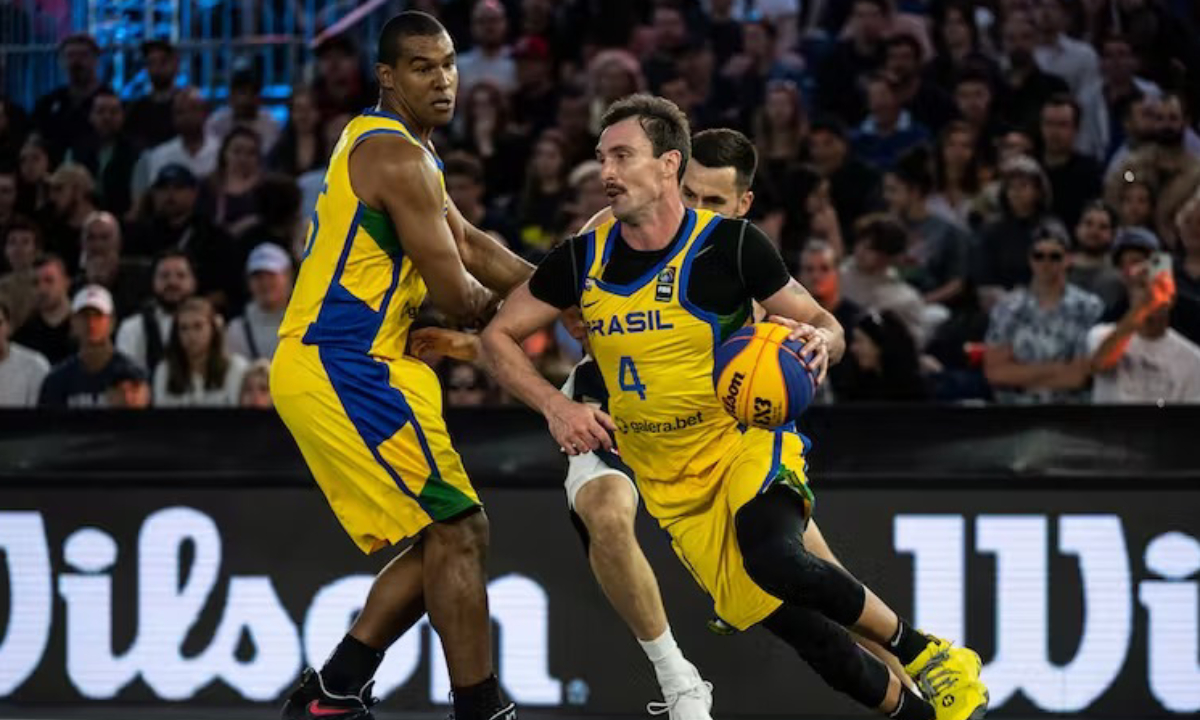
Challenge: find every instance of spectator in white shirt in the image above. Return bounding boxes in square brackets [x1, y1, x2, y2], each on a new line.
[226, 243, 292, 361]
[115, 249, 196, 371]
[839, 213, 930, 347]
[152, 296, 248, 407]
[1032, 0, 1099, 95]
[1089, 263, 1200, 404]
[0, 298, 49, 407]
[132, 88, 220, 198]
[204, 67, 280, 150]
[457, 0, 516, 95]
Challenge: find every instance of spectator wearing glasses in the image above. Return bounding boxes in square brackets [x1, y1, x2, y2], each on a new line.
[983, 223, 1103, 404]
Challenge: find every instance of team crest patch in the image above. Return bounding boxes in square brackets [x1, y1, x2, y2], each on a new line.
[655, 267, 675, 302]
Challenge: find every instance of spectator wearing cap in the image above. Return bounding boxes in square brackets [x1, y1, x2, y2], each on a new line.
[510, 35, 559, 137]
[37, 284, 143, 407]
[116, 250, 195, 372]
[12, 255, 73, 364]
[1087, 257, 1200, 404]
[839, 214, 930, 347]
[807, 118, 883, 243]
[976, 155, 1054, 303]
[76, 211, 150, 319]
[105, 361, 151, 408]
[125, 40, 181, 150]
[1068, 201, 1126, 313]
[133, 88, 220, 199]
[32, 34, 103, 161]
[268, 87, 326, 176]
[997, 12, 1069, 136]
[885, 34, 955, 132]
[816, 0, 890, 124]
[0, 217, 42, 330]
[64, 88, 140, 218]
[226, 243, 291, 362]
[152, 296, 248, 407]
[40, 164, 97, 275]
[983, 223, 1103, 405]
[852, 72, 930, 171]
[444, 152, 514, 247]
[127, 163, 238, 303]
[1032, 0, 1100, 96]
[313, 34, 373, 119]
[204, 67, 280, 150]
[1104, 225, 1200, 345]
[1040, 95, 1102, 231]
[0, 297, 49, 407]
[883, 149, 972, 307]
[458, 0, 517, 94]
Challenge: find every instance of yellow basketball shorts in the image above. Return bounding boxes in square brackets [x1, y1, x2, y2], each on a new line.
[271, 338, 480, 554]
[656, 427, 812, 631]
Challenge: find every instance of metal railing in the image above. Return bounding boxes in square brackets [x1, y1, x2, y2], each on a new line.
[0, 0, 404, 111]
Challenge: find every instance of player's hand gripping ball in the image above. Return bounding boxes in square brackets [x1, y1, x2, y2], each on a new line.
[713, 322, 817, 429]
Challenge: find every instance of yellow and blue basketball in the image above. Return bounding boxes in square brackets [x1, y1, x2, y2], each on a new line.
[713, 323, 816, 429]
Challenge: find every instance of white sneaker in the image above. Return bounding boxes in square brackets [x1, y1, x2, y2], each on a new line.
[646, 675, 714, 720]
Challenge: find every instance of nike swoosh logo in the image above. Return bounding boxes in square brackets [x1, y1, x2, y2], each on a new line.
[308, 700, 355, 717]
[582, 299, 599, 308]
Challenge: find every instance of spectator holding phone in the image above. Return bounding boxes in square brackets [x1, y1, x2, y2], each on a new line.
[1088, 255, 1200, 403]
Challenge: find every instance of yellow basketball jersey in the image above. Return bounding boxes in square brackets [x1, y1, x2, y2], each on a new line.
[580, 208, 747, 518]
[279, 110, 447, 359]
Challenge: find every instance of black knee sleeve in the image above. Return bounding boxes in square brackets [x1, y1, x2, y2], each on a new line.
[736, 486, 866, 627]
[763, 604, 891, 709]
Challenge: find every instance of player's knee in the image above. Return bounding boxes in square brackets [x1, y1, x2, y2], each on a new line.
[736, 491, 808, 591]
[425, 508, 490, 561]
[576, 476, 637, 550]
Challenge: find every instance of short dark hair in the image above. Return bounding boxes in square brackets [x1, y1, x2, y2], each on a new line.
[890, 147, 934, 196]
[34, 253, 67, 276]
[93, 86, 120, 103]
[885, 34, 922, 59]
[809, 116, 849, 141]
[855, 213, 908, 256]
[443, 152, 485, 185]
[378, 11, 448, 66]
[1042, 93, 1081, 127]
[854, 0, 891, 14]
[59, 33, 99, 54]
[153, 248, 194, 273]
[1100, 33, 1133, 54]
[691, 129, 757, 192]
[599, 94, 691, 181]
[4, 215, 42, 248]
[1080, 199, 1119, 229]
[141, 39, 175, 57]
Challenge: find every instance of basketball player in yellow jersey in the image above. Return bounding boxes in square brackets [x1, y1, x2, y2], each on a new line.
[272, 12, 533, 720]
[483, 96, 988, 720]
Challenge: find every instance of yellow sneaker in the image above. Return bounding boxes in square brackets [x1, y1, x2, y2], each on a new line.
[904, 637, 988, 720]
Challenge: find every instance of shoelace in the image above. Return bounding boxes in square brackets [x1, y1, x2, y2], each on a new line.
[915, 649, 960, 699]
[646, 681, 713, 716]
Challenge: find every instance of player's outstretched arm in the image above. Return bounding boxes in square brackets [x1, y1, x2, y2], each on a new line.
[760, 279, 846, 384]
[352, 137, 494, 323]
[481, 282, 615, 454]
[447, 198, 534, 296]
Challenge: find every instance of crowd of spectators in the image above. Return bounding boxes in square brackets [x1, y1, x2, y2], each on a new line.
[3, 0, 1200, 409]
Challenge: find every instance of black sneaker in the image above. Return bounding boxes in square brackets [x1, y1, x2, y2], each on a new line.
[281, 667, 377, 720]
[445, 702, 518, 720]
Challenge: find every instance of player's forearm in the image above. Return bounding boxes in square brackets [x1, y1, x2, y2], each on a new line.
[462, 226, 535, 296]
[812, 309, 846, 364]
[480, 325, 563, 414]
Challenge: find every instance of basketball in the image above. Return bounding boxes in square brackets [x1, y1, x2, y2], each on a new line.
[712, 323, 816, 429]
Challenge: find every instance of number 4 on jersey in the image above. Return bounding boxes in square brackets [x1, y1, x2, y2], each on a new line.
[619, 356, 647, 400]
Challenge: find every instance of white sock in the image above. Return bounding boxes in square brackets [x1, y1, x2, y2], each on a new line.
[638, 626, 696, 689]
